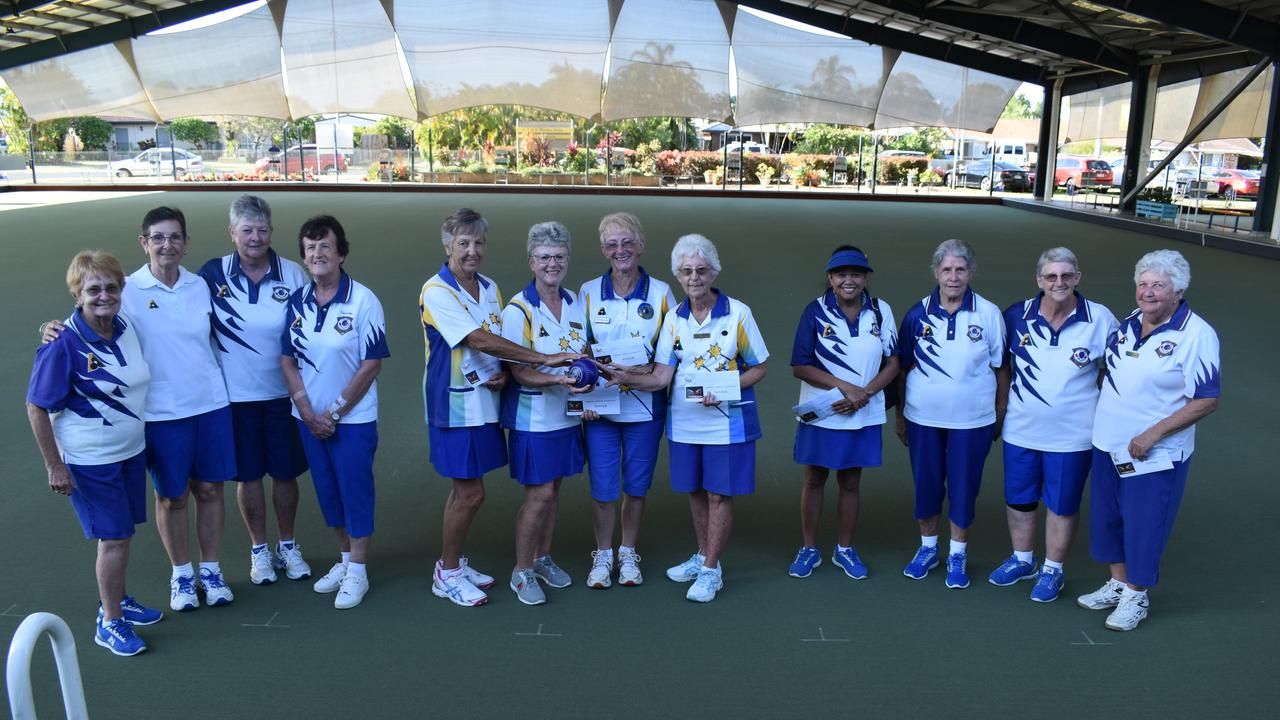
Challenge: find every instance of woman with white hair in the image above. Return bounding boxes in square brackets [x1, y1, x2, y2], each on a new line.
[1078, 249, 1219, 631]
[500, 221, 594, 606]
[896, 238, 1005, 590]
[419, 208, 580, 607]
[609, 234, 770, 603]
[989, 247, 1118, 603]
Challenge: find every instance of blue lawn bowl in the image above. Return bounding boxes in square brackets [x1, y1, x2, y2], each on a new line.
[567, 358, 599, 388]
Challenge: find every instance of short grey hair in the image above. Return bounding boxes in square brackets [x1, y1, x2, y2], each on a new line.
[1134, 249, 1191, 293]
[527, 221, 571, 256]
[230, 195, 271, 228]
[930, 238, 975, 274]
[599, 212, 645, 246]
[441, 207, 488, 249]
[1036, 246, 1079, 275]
[671, 234, 721, 276]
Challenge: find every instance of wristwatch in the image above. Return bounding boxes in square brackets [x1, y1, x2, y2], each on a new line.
[330, 410, 341, 422]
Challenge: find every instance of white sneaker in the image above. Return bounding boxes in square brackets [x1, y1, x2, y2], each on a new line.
[459, 557, 495, 590]
[335, 574, 369, 609]
[313, 562, 347, 594]
[275, 543, 312, 580]
[587, 550, 614, 589]
[686, 567, 723, 603]
[249, 548, 277, 585]
[1077, 578, 1126, 610]
[618, 548, 643, 586]
[666, 552, 706, 583]
[169, 574, 199, 612]
[198, 568, 234, 606]
[1105, 591, 1149, 631]
[433, 561, 488, 607]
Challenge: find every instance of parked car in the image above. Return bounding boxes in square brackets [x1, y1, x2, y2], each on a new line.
[1054, 156, 1113, 192]
[878, 149, 927, 161]
[1206, 168, 1260, 200]
[111, 148, 204, 177]
[723, 141, 775, 156]
[254, 144, 348, 175]
[1107, 157, 1163, 189]
[982, 142, 1033, 168]
[945, 161, 1031, 192]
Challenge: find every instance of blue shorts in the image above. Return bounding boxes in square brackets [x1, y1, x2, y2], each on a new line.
[67, 452, 147, 540]
[231, 399, 308, 482]
[145, 405, 237, 498]
[1089, 449, 1191, 588]
[794, 423, 882, 470]
[1002, 443, 1092, 516]
[669, 440, 756, 496]
[508, 426, 584, 486]
[429, 423, 507, 479]
[298, 421, 378, 538]
[583, 416, 664, 501]
[906, 421, 995, 528]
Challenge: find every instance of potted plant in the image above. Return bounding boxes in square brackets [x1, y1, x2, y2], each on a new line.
[756, 164, 776, 186]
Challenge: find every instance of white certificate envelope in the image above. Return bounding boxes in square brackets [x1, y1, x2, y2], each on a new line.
[592, 338, 649, 367]
[461, 351, 501, 386]
[566, 383, 621, 416]
[1109, 449, 1174, 477]
[683, 370, 741, 403]
[793, 387, 843, 423]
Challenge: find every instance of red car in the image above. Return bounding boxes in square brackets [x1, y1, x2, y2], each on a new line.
[1207, 168, 1260, 200]
[1054, 157, 1113, 192]
[254, 144, 347, 175]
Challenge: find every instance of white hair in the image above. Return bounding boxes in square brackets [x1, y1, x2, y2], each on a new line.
[931, 238, 976, 274]
[670, 234, 721, 276]
[1134, 249, 1190, 293]
[1036, 246, 1079, 275]
[527, 221, 571, 256]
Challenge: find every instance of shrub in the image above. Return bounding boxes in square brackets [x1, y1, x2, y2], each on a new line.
[878, 157, 928, 183]
[464, 162, 491, 174]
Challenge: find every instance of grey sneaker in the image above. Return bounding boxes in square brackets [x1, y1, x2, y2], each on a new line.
[533, 555, 572, 588]
[1077, 578, 1126, 610]
[666, 552, 706, 583]
[275, 543, 312, 580]
[686, 567, 723, 603]
[510, 569, 546, 605]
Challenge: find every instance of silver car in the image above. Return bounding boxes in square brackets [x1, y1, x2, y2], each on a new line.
[112, 148, 205, 177]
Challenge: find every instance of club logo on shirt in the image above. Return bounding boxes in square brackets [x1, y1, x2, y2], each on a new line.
[148, 300, 159, 309]
[86, 352, 101, 372]
[1019, 333, 1033, 348]
[1155, 340, 1177, 358]
[291, 316, 302, 330]
[1070, 347, 1091, 368]
[822, 324, 835, 338]
[272, 286, 291, 303]
[216, 284, 230, 298]
[539, 327, 550, 338]
[870, 322, 881, 337]
[919, 322, 933, 338]
[597, 306, 608, 316]
[637, 302, 654, 320]
[334, 315, 354, 335]
[967, 325, 984, 342]
[672, 337, 683, 351]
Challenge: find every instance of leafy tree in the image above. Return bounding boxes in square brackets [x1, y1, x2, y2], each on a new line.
[216, 116, 281, 155]
[795, 124, 868, 154]
[1001, 92, 1042, 119]
[890, 127, 948, 155]
[70, 117, 112, 150]
[0, 86, 31, 154]
[372, 116, 414, 148]
[170, 117, 220, 148]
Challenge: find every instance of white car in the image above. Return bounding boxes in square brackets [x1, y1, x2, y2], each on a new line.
[112, 148, 205, 177]
[723, 141, 775, 155]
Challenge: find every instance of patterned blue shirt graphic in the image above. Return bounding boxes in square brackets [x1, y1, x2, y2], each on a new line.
[791, 290, 898, 430]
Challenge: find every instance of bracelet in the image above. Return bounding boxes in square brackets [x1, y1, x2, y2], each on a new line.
[38, 321, 51, 338]
[332, 395, 348, 409]
[291, 390, 307, 401]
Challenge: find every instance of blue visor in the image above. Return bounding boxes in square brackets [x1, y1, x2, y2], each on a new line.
[826, 250, 873, 273]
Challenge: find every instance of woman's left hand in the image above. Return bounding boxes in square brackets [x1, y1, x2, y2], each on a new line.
[582, 409, 601, 421]
[481, 371, 507, 391]
[1128, 427, 1161, 460]
[47, 462, 72, 496]
[833, 383, 871, 414]
[701, 391, 721, 407]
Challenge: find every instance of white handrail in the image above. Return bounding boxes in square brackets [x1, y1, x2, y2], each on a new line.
[6, 612, 89, 720]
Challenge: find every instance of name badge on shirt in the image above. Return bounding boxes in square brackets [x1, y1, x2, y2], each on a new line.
[1125, 350, 1140, 357]
[694, 332, 711, 339]
[569, 321, 583, 330]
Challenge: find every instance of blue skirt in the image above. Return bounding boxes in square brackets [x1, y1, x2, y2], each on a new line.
[429, 423, 507, 479]
[794, 423, 883, 470]
[508, 426, 584, 486]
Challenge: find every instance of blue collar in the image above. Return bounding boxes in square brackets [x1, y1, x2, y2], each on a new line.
[675, 288, 730, 319]
[438, 261, 490, 292]
[600, 267, 651, 301]
[71, 307, 125, 344]
[1024, 291, 1092, 323]
[520, 280, 573, 308]
[304, 270, 353, 307]
[1125, 299, 1193, 339]
[926, 286, 976, 317]
[229, 248, 282, 282]
[822, 288, 872, 316]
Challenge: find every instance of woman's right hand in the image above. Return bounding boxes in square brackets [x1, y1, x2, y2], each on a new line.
[542, 352, 584, 368]
[47, 462, 72, 496]
[40, 319, 65, 345]
[301, 407, 335, 440]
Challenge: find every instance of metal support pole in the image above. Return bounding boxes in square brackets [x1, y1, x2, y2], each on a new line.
[871, 134, 879, 193]
[722, 136, 728, 190]
[27, 126, 36, 184]
[1038, 78, 1063, 201]
[168, 125, 177, 181]
[409, 128, 416, 181]
[428, 128, 434, 177]
[1255, 61, 1280, 234]
[1119, 65, 1159, 212]
[333, 119, 341, 184]
[988, 148, 996, 196]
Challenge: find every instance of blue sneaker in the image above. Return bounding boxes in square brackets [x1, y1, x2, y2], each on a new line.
[1030, 565, 1065, 603]
[831, 547, 868, 580]
[988, 555, 1039, 586]
[100, 596, 163, 626]
[94, 617, 146, 657]
[903, 545, 939, 580]
[788, 546, 822, 578]
[944, 553, 970, 589]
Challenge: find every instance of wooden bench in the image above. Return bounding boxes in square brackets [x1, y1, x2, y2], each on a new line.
[1135, 199, 1178, 222]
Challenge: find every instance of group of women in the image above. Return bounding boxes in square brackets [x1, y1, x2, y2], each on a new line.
[26, 199, 1220, 657]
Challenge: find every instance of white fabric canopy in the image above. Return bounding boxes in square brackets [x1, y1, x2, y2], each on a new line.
[1, 42, 158, 122]
[876, 53, 1020, 133]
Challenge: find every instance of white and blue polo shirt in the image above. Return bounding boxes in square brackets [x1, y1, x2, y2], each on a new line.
[420, 263, 505, 428]
[281, 272, 390, 425]
[1003, 292, 1118, 452]
[27, 311, 150, 465]
[898, 287, 1005, 429]
[791, 290, 898, 430]
[499, 282, 590, 433]
[579, 267, 677, 422]
[654, 290, 770, 445]
[199, 249, 308, 402]
[1092, 301, 1220, 459]
[121, 265, 229, 421]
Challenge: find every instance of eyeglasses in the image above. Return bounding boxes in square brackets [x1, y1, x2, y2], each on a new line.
[1039, 272, 1078, 283]
[144, 233, 186, 245]
[533, 253, 568, 266]
[602, 239, 637, 252]
[677, 266, 713, 278]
